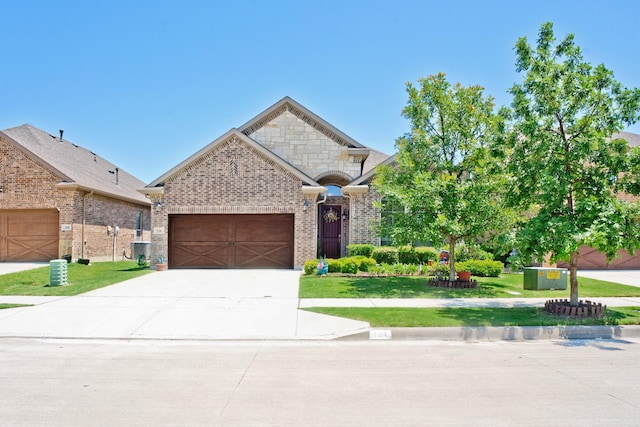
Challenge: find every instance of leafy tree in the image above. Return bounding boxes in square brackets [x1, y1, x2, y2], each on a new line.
[375, 73, 511, 281]
[505, 22, 640, 305]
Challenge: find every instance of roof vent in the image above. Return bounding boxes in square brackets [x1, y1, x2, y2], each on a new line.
[59, 130, 64, 142]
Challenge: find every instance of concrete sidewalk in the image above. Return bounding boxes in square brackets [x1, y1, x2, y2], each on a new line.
[1, 266, 639, 341]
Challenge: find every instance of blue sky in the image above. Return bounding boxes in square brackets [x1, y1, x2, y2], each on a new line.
[1, 0, 639, 183]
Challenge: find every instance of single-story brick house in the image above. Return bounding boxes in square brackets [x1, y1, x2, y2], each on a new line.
[557, 131, 640, 270]
[140, 97, 391, 269]
[0, 124, 151, 262]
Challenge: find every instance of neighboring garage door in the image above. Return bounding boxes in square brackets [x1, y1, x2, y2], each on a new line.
[169, 214, 294, 269]
[0, 209, 59, 262]
[557, 245, 640, 270]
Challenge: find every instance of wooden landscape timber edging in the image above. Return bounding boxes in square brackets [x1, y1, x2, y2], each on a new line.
[545, 299, 607, 318]
[427, 278, 478, 289]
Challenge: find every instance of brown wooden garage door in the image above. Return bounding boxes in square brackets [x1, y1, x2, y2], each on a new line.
[557, 245, 640, 270]
[0, 209, 59, 261]
[169, 214, 294, 269]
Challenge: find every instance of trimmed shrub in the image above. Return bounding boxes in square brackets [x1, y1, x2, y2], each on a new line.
[340, 258, 359, 274]
[398, 246, 418, 264]
[304, 259, 318, 275]
[327, 258, 342, 273]
[462, 259, 504, 277]
[372, 246, 399, 264]
[415, 247, 440, 264]
[427, 262, 450, 277]
[455, 261, 469, 273]
[357, 257, 377, 272]
[456, 243, 494, 262]
[347, 244, 375, 257]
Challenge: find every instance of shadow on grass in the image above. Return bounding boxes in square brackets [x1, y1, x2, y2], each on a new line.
[119, 266, 150, 272]
[344, 276, 504, 298]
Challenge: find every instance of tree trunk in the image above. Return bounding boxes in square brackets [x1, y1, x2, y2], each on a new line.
[569, 251, 579, 306]
[448, 237, 456, 282]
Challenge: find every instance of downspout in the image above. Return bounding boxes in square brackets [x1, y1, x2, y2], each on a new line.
[82, 190, 93, 259]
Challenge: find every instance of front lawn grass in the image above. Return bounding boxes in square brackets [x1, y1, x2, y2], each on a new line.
[304, 306, 640, 327]
[299, 273, 640, 299]
[0, 261, 152, 296]
[0, 304, 31, 310]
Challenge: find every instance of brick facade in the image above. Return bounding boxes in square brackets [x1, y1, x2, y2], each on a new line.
[0, 135, 150, 262]
[149, 135, 317, 268]
[145, 97, 391, 269]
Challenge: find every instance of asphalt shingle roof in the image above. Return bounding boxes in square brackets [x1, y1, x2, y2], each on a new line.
[1, 124, 149, 205]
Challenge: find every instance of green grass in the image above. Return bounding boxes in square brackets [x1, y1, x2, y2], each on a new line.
[299, 273, 640, 299]
[0, 304, 31, 310]
[0, 261, 153, 296]
[304, 306, 640, 327]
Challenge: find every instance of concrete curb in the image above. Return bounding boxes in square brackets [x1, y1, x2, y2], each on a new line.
[340, 325, 640, 341]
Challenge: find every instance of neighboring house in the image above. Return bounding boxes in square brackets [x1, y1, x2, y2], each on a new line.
[0, 124, 151, 262]
[140, 97, 391, 269]
[556, 131, 640, 270]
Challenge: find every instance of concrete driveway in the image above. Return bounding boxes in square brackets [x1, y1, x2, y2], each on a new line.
[0, 269, 369, 340]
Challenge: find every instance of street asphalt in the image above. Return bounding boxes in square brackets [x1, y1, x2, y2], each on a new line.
[0, 263, 638, 341]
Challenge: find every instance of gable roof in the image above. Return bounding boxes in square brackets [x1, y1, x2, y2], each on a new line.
[0, 124, 149, 205]
[145, 128, 320, 188]
[349, 153, 397, 186]
[614, 131, 640, 147]
[238, 96, 367, 149]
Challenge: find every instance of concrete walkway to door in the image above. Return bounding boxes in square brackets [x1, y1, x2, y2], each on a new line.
[0, 270, 369, 340]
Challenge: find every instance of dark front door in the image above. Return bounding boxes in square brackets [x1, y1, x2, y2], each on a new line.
[319, 205, 341, 258]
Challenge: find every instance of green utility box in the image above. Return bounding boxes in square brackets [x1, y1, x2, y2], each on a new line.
[49, 259, 68, 286]
[523, 267, 567, 290]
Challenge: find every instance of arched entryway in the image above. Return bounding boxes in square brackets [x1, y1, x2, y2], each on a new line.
[316, 174, 351, 259]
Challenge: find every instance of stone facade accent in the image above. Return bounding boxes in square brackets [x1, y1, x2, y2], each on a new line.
[249, 110, 364, 180]
[0, 135, 150, 262]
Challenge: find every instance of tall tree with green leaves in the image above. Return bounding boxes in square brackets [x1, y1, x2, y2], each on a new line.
[375, 73, 510, 281]
[505, 22, 640, 305]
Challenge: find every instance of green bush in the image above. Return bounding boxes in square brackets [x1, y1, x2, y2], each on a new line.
[327, 258, 342, 273]
[415, 247, 440, 264]
[304, 259, 318, 275]
[357, 257, 377, 272]
[347, 244, 375, 257]
[340, 258, 359, 274]
[427, 263, 450, 277]
[462, 259, 504, 277]
[456, 243, 494, 262]
[377, 263, 395, 275]
[372, 247, 399, 264]
[398, 246, 418, 264]
[405, 264, 419, 275]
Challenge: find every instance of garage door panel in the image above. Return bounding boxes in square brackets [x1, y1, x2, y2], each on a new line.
[235, 242, 293, 268]
[557, 245, 640, 269]
[171, 242, 232, 268]
[235, 215, 293, 242]
[169, 214, 293, 269]
[0, 210, 59, 262]
[171, 216, 232, 242]
[7, 237, 58, 261]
